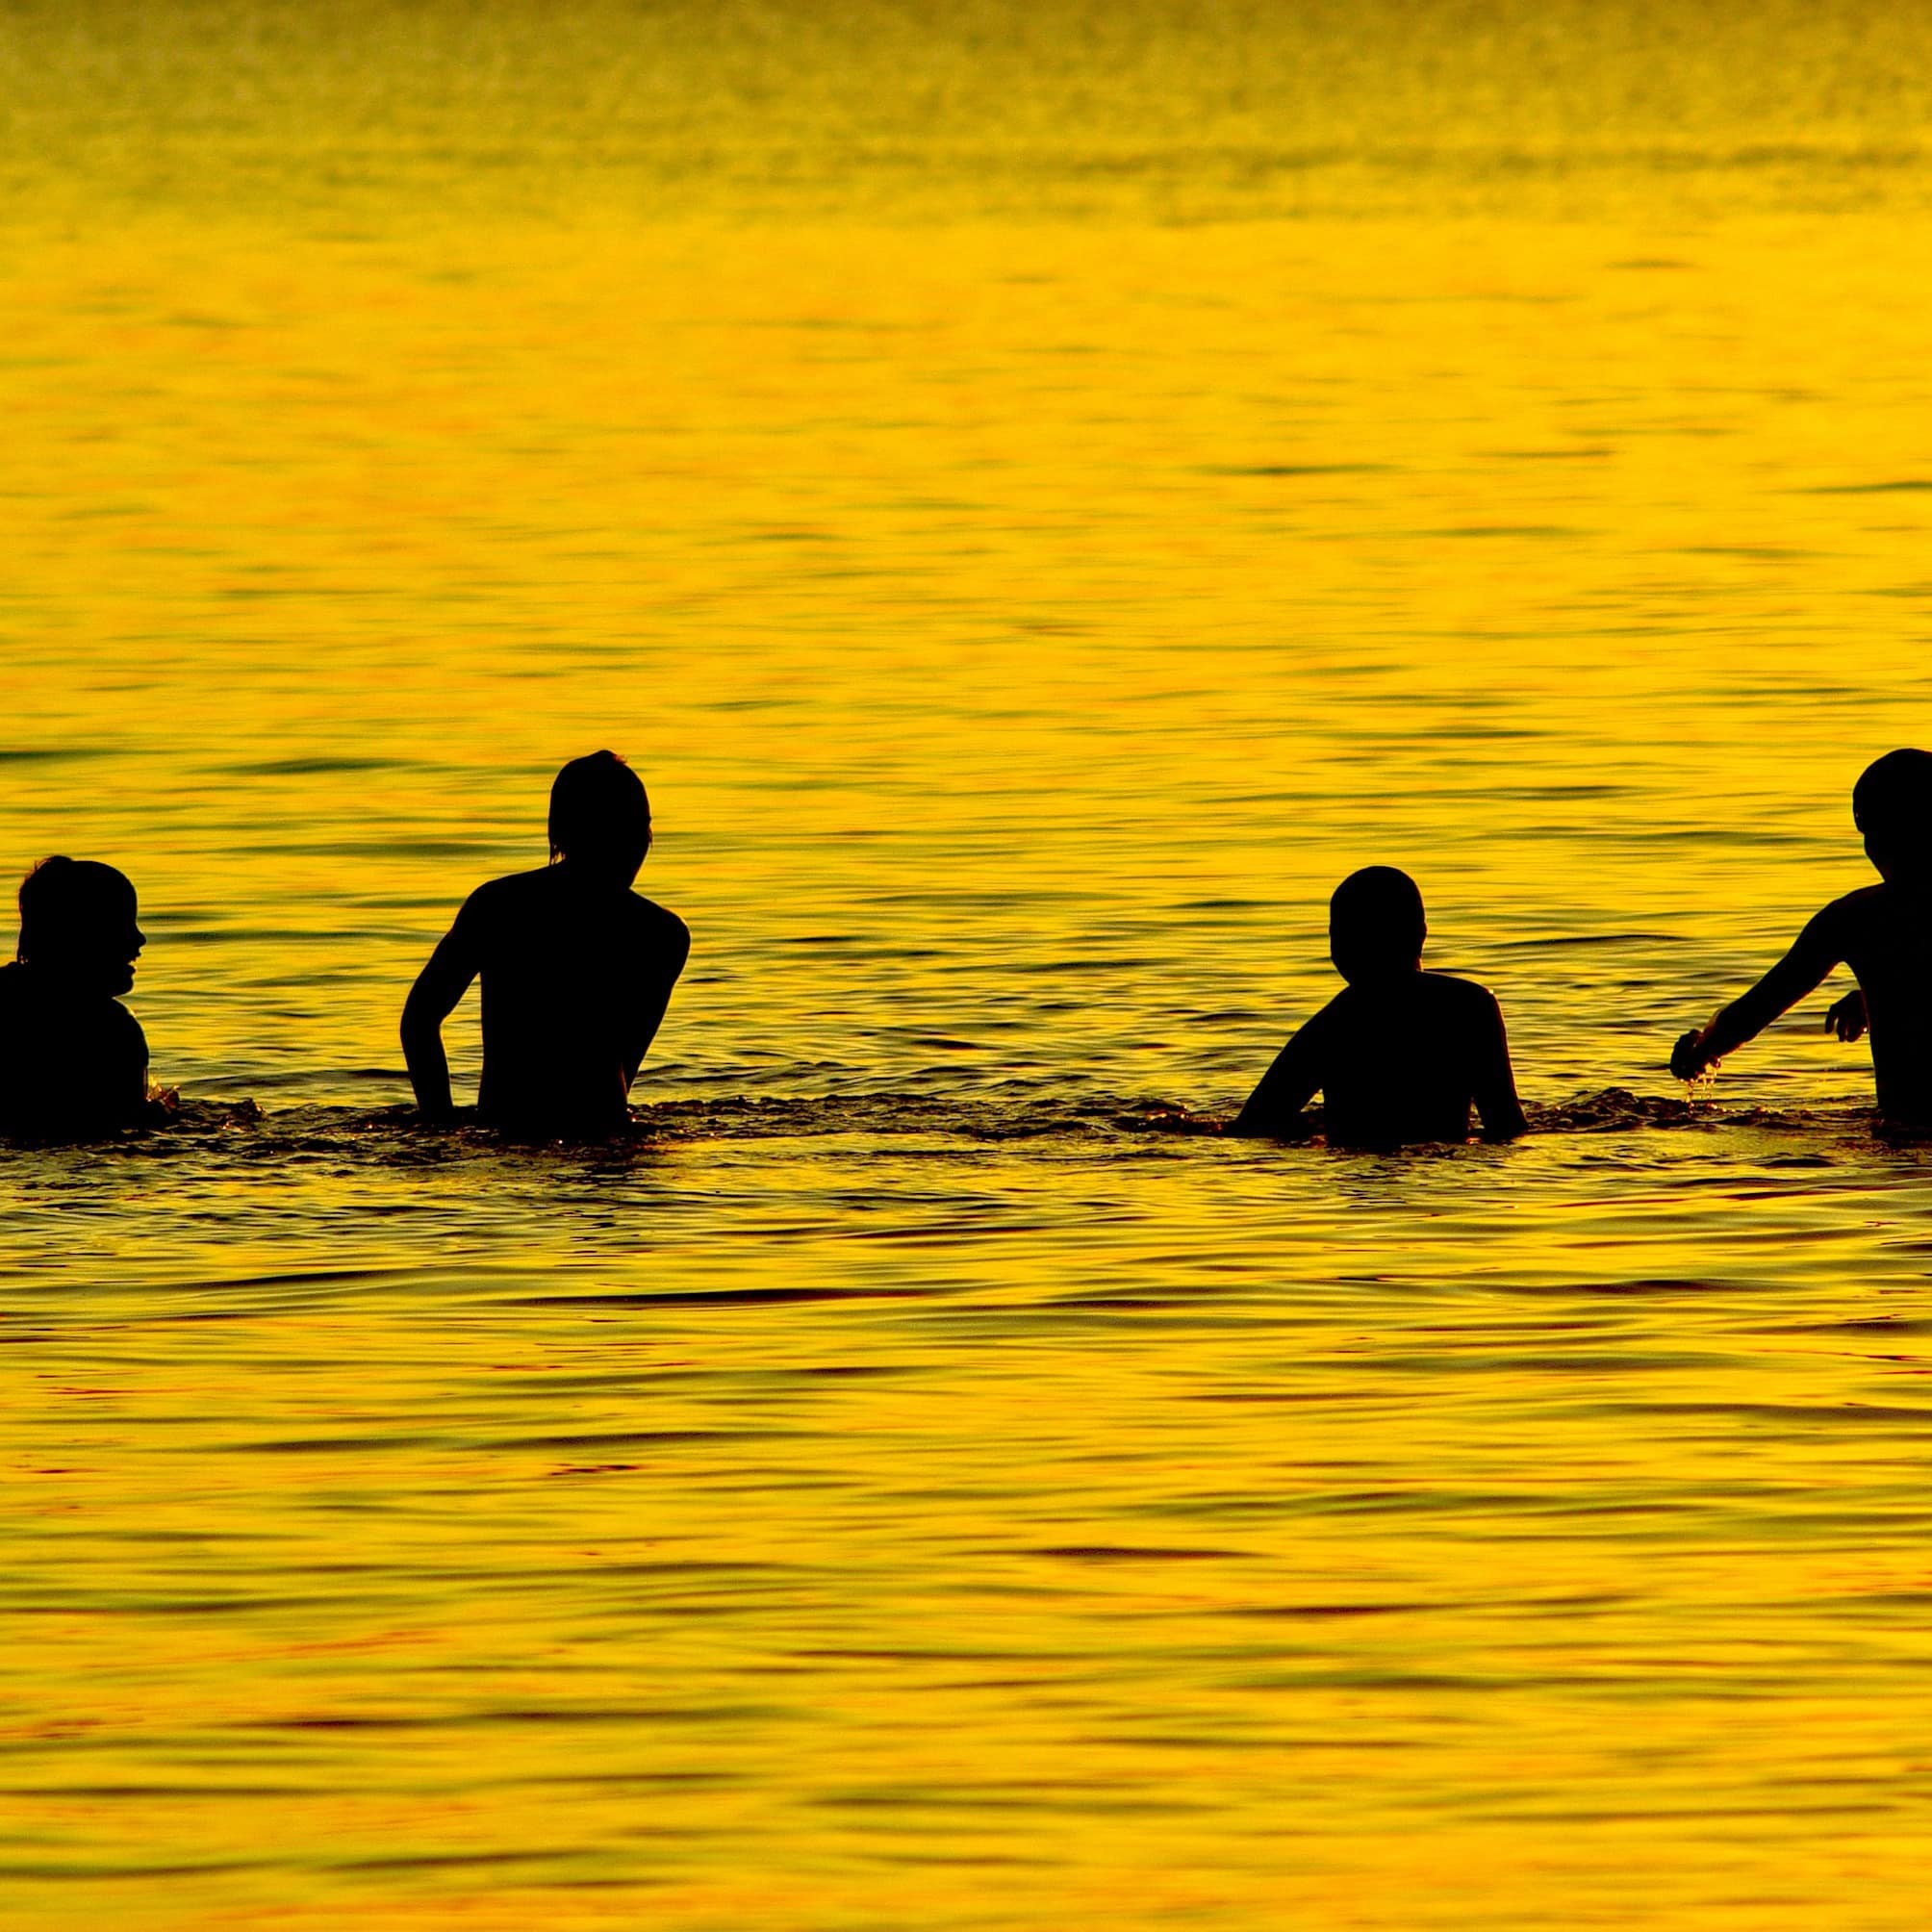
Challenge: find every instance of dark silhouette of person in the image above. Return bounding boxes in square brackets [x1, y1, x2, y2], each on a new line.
[401, 752, 690, 1136]
[1672, 748, 1932, 1129]
[0, 856, 165, 1137]
[1232, 866, 1528, 1147]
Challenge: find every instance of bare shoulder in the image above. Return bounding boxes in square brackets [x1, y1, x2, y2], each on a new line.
[625, 893, 692, 959]
[461, 866, 550, 922]
[1818, 882, 1886, 921]
[1802, 882, 1886, 946]
[111, 998, 148, 1061]
[487, 866, 555, 897]
[1420, 971, 1502, 1012]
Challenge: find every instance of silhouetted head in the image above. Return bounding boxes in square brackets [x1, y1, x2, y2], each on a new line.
[16, 856, 144, 996]
[1853, 749, 1932, 883]
[1330, 866, 1426, 984]
[548, 750, 652, 883]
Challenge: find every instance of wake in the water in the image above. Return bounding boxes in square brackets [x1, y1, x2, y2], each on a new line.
[0, 1087, 1902, 1163]
[6, 752, 1929, 1151]
[1139, 1087, 1876, 1137]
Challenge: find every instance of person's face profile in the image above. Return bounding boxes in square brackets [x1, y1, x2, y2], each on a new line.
[83, 899, 143, 995]
[110, 912, 145, 994]
[40, 892, 143, 995]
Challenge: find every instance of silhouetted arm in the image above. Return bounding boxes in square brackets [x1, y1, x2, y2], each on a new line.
[620, 915, 692, 1088]
[401, 904, 484, 1122]
[1670, 904, 1846, 1080]
[1471, 992, 1528, 1142]
[1230, 1005, 1333, 1138]
[119, 1011, 163, 1127]
[1825, 987, 1868, 1042]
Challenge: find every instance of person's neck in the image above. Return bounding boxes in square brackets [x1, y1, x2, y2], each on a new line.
[1344, 963, 1422, 990]
[16, 958, 111, 996]
[554, 856, 638, 890]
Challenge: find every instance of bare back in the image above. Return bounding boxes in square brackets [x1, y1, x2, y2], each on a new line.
[1235, 971, 1525, 1147]
[406, 864, 690, 1134]
[1816, 884, 1932, 1125]
[0, 961, 148, 1137]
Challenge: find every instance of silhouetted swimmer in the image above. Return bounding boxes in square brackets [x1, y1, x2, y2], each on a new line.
[401, 752, 691, 1136]
[1672, 749, 1932, 1129]
[1232, 866, 1527, 1147]
[0, 856, 169, 1137]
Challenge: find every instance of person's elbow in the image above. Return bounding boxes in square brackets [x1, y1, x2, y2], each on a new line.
[398, 1001, 433, 1058]
[399, 985, 448, 1061]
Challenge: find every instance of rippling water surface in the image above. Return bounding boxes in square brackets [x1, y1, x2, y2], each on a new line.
[7, 4, 1932, 1924]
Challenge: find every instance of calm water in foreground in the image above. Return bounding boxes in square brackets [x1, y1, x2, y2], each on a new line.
[6, 4, 1932, 1924]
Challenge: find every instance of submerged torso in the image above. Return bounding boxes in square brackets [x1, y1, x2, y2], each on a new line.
[0, 961, 147, 1137]
[1314, 972, 1504, 1147]
[1832, 883, 1932, 1127]
[458, 867, 686, 1134]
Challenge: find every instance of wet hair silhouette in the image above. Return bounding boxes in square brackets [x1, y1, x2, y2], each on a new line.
[1328, 865, 1427, 982]
[1233, 865, 1526, 1147]
[0, 855, 153, 1135]
[549, 749, 651, 872]
[18, 856, 141, 974]
[402, 752, 690, 1136]
[1674, 748, 1932, 1127]
[1852, 746, 1932, 877]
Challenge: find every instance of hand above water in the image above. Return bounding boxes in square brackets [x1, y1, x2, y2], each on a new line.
[1669, 1029, 1713, 1082]
[1825, 988, 1868, 1042]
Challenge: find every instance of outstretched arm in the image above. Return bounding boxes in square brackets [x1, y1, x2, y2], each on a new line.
[1230, 1008, 1332, 1138]
[401, 912, 483, 1121]
[1671, 908, 1845, 1081]
[1473, 995, 1528, 1141]
[620, 917, 692, 1089]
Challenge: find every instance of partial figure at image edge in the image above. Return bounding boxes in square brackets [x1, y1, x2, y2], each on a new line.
[0, 855, 174, 1139]
[1671, 747, 1932, 1131]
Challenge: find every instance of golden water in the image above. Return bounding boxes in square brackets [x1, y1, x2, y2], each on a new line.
[6, 4, 1932, 1923]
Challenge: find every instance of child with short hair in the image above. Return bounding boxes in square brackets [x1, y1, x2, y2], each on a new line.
[1671, 749, 1932, 1128]
[401, 751, 691, 1136]
[0, 856, 160, 1136]
[1233, 865, 1527, 1147]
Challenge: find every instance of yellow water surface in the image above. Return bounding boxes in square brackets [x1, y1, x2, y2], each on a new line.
[5, 4, 1932, 1925]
